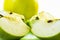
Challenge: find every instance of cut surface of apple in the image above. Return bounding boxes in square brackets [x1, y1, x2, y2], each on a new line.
[4, 0, 38, 19]
[20, 33, 40, 40]
[30, 11, 60, 38]
[0, 11, 30, 40]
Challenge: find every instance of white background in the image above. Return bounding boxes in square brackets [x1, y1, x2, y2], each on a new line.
[0, 0, 60, 18]
[38, 0, 60, 19]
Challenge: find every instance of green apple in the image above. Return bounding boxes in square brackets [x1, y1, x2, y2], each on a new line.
[0, 37, 8, 40]
[0, 11, 30, 40]
[4, 0, 38, 19]
[29, 11, 60, 40]
[20, 33, 40, 40]
[0, 37, 4, 40]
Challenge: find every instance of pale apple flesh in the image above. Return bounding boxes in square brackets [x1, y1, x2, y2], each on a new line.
[0, 11, 30, 40]
[31, 19, 60, 38]
[30, 11, 60, 38]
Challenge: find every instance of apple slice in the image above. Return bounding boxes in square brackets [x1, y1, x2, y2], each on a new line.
[0, 11, 30, 40]
[4, 0, 38, 19]
[30, 11, 60, 40]
[20, 33, 40, 40]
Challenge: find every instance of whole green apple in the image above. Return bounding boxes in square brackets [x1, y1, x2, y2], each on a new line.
[4, 0, 38, 20]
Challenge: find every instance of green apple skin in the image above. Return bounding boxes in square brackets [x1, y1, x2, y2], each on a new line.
[0, 28, 20, 40]
[0, 37, 7, 40]
[4, 0, 38, 20]
[0, 11, 30, 40]
[40, 33, 60, 40]
[20, 33, 40, 40]
[28, 11, 60, 40]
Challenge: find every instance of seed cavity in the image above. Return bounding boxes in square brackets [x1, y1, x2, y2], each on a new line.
[35, 16, 39, 20]
[10, 12, 12, 14]
[47, 20, 53, 23]
[0, 14, 3, 18]
[22, 18, 24, 22]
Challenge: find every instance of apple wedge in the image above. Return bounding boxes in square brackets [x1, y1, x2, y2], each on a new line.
[30, 11, 60, 40]
[0, 11, 30, 40]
